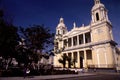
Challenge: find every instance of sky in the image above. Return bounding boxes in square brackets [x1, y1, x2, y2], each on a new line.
[0, 0, 120, 46]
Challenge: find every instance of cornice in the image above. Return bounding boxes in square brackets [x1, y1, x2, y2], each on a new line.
[91, 20, 111, 29]
[63, 40, 116, 52]
[63, 27, 91, 38]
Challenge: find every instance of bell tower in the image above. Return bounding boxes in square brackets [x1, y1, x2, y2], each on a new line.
[54, 17, 67, 53]
[91, 0, 116, 68]
[91, 0, 113, 42]
[91, 0, 109, 24]
[54, 17, 68, 67]
[56, 17, 67, 35]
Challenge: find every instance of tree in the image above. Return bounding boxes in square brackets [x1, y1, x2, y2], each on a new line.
[67, 56, 72, 68]
[0, 10, 19, 69]
[72, 59, 76, 68]
[19, 25, 54, 63]
[15, 43, 32, 66]
[58, 54, 67, 68]
[58, 54, 73, 68]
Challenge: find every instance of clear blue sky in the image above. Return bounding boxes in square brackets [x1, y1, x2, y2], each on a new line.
[1, 0, 120, 46]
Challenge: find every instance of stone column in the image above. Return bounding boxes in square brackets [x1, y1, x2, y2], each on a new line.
[71, 37, 73, 47]
[71, 52, 74, 68]
[92, 13, 94, 23]
[84, 50, 87, 68]
[101, 10, 104, 19]
[106, 12, 109, 21]
[77, 35, 79, 45]
[77, 51, 80, 68]
[72, 52, 74, 60]
[90, 31, 92, 42]
[66, 38, 68, 48]
[83, 33, 86, 44]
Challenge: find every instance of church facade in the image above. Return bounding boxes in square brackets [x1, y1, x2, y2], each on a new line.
[54, 0, 120, 70]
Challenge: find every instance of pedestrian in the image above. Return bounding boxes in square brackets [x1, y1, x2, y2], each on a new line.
[94, 68, 96, 72]
[24, 67, 30, 78]
[24, 67, 26, 78]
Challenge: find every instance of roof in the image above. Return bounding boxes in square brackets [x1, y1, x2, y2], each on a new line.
[92, 1, 105, 11]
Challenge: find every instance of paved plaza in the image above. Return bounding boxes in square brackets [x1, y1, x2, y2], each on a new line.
[0, 72, 119, 80]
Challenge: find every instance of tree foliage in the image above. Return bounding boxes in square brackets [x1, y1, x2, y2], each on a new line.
[0, 10, 19, 59]
[0, 9, 54, 69]
[58, 54, 76, 68]
[67, 56, 72, 68]
[58, 54, 68, 68]
[0, 10, 20, 70]
[19, 25, 54, 53]
[18, 25, 54, 64]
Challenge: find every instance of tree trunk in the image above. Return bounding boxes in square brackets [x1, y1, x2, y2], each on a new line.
[5, 58, 12, 70]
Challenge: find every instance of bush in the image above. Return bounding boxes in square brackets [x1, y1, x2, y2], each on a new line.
[52, 69, 77, 75]
[1, 67, 24, 77]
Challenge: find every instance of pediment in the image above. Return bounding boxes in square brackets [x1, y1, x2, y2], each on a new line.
[63, 25, 90, 37]
[63, 26, 90, 37]
[64, 29, 82, 37]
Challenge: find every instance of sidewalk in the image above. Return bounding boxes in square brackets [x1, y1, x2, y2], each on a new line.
[0, 73, 96, 80]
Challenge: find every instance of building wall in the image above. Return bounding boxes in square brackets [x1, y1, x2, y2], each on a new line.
[54, 53, 63, 67]
[92, 43, 115, 68]
[91, 24, 112, 43]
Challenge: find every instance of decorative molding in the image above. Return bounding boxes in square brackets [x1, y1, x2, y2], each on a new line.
[63, 40, 116, 52]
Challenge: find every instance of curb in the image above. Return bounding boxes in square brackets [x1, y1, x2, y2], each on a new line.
[32, 73, 96, 80]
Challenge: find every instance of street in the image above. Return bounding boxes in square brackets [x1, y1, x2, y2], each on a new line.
[53, 73, 120, 80]
[0, 72, 120, 80]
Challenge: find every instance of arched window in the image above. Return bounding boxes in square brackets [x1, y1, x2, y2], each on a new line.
[63, 30, 65, 34]
[96, 13, 99, 21]
[58, 30, 60, 34]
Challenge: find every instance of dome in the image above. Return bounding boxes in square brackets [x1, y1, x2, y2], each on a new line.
[57, 17, 66, 28]
[60, 17, 64, 23]
[92, 3, 105, 11]
[57, 23, 66, 28]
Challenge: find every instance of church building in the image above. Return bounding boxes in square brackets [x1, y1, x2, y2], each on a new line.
[54, 0, 120, 70]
